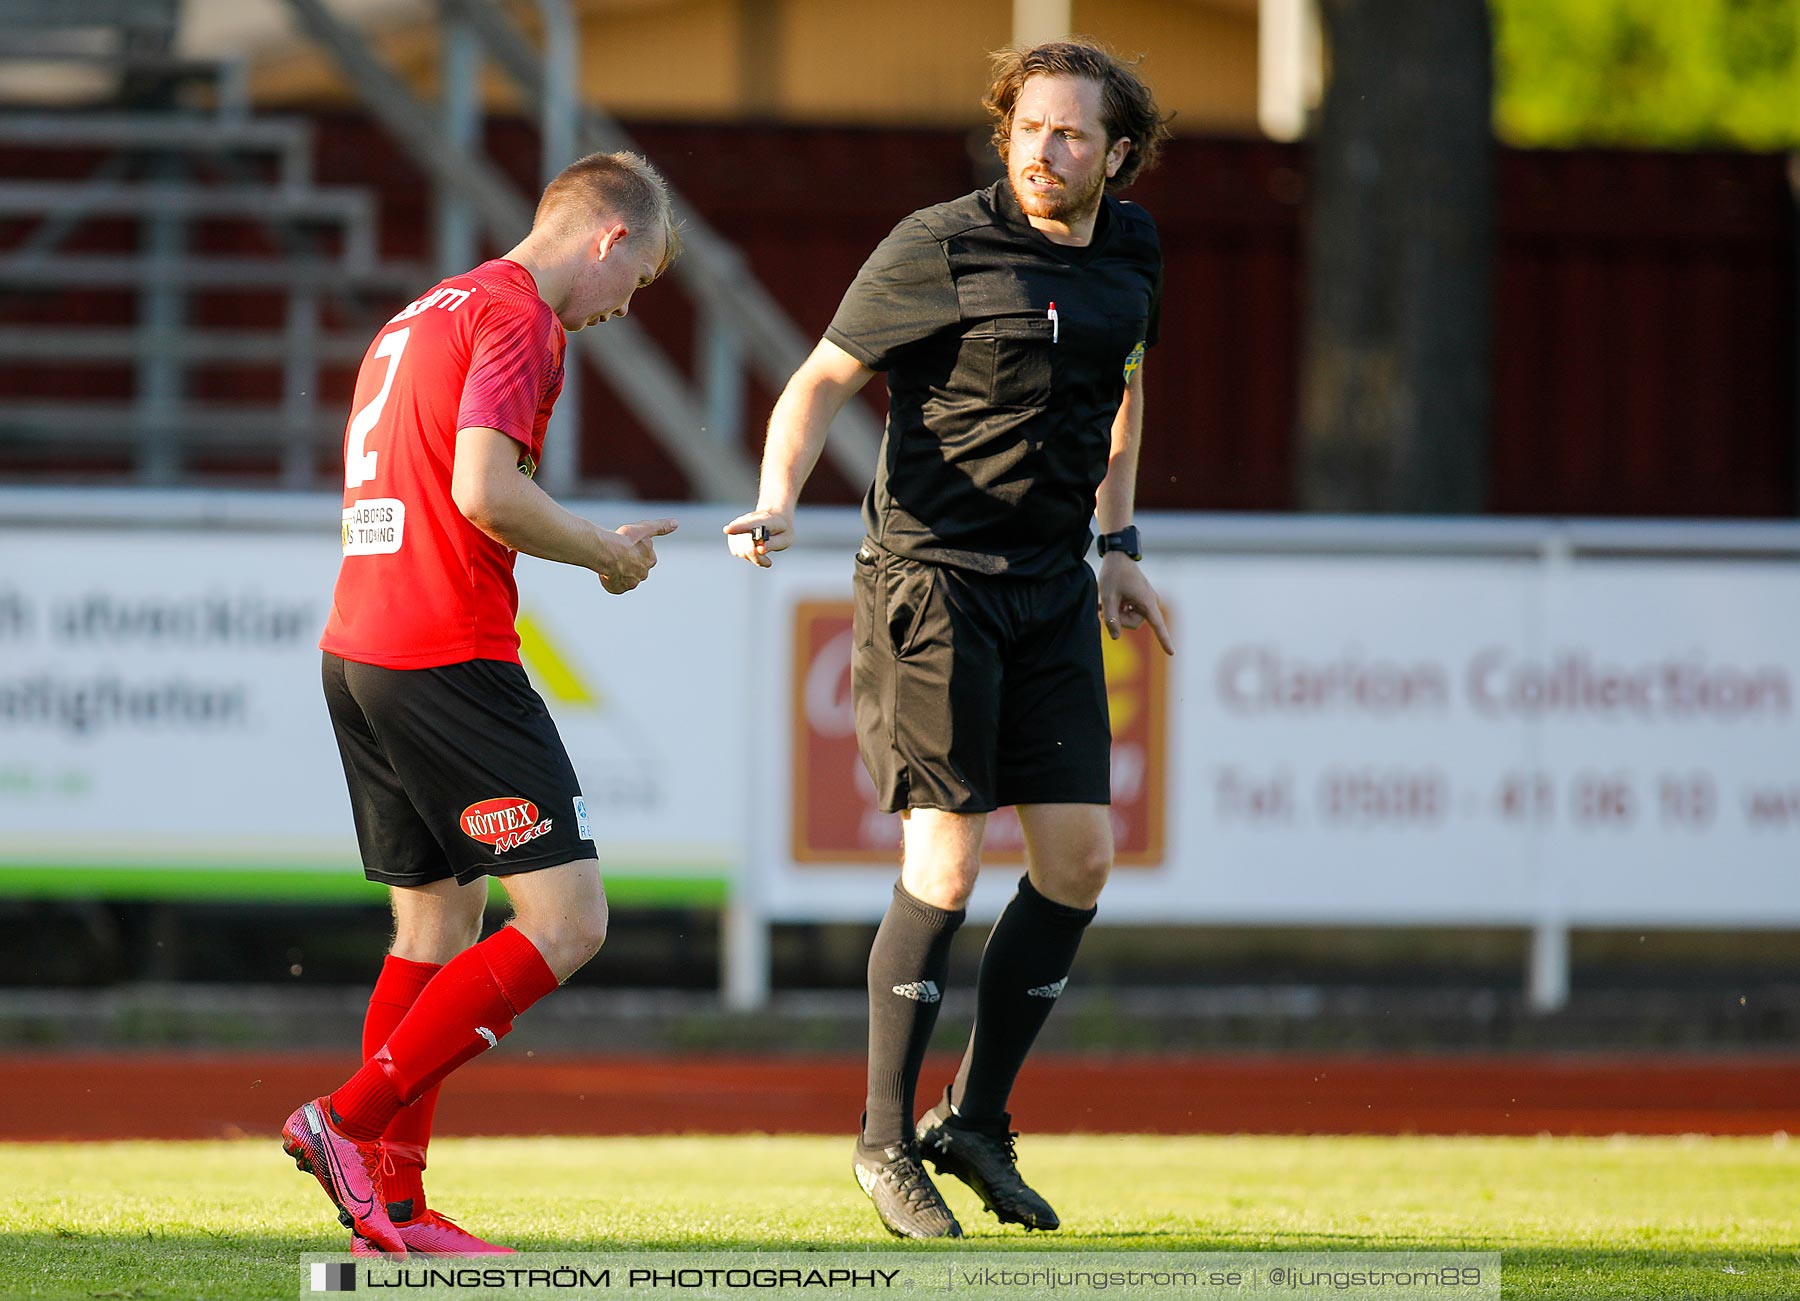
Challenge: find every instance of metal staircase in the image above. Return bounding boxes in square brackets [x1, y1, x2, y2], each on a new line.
[0, 1, 425, 487]
[0, 0, 248, 113]
[0, 0, 881, 501]
[279, 0, 882, 501]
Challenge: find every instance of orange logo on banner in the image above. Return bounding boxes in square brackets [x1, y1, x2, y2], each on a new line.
[790, 599, 1169, 866]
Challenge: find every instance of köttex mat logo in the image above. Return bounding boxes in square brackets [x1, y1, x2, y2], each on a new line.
[460, 797, 554, 855]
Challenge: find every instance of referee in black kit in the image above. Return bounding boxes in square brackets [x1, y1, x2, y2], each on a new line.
[726, 40, 1174, 1240]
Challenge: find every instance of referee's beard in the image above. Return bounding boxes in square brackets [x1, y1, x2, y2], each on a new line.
[1008, 163, 1107, 229]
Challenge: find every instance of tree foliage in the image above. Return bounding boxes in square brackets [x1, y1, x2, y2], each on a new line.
[1492, 0, 1800, 148]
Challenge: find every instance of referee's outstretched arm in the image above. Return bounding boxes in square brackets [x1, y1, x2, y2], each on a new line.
[723, 339, 873, 567]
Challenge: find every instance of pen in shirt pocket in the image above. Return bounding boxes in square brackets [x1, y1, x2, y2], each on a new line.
[1048, 301, 1059, 343]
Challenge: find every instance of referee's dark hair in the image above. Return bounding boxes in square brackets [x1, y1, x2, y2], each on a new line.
[984, 39, 1173, 191]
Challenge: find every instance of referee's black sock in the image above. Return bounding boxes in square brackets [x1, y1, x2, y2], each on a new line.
[949, 874, 1096, 1127]
[861, 881, 965, 1149]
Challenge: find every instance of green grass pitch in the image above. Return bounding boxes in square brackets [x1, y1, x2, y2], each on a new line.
[3, 1134, 1796, 1299]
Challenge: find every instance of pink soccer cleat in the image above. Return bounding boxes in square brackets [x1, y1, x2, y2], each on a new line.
[281, 1098, 406, 1257]
[350, 1209, 516, 1255]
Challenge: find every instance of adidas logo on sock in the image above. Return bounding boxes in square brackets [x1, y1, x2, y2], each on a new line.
[1026, 978, 1068, 999]
[891, 981, 942, 1004]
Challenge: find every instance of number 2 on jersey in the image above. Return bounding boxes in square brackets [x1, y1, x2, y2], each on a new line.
[345, 327, 411, 489]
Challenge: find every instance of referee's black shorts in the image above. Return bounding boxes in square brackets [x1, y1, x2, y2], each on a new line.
[322, 651, 595, 888]
[850, 544, 1112, 814]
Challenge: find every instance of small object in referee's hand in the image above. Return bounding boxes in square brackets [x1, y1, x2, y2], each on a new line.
[750, 524, 768, 545]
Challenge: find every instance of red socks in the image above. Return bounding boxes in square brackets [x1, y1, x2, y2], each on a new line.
[331, 927, 559, 1143]
[360, 955, 441, 1211]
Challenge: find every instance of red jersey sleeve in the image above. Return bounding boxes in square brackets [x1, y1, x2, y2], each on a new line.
[456, 302, 561, 449]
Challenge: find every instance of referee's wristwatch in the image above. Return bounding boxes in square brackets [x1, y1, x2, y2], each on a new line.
[1096, 525, 1141, 561]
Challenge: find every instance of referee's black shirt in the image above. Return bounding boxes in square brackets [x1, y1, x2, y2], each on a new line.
[825, 179, 1162, 578]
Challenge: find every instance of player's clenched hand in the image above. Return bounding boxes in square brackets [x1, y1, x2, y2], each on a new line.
[599, 518, 678, 594]
[722, 509, 793, 568]
[1098, 554, 1175, 655]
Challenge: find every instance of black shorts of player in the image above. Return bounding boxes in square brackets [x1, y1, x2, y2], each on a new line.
[322, 651, 594, 888]
[851, 544, 1112, 814]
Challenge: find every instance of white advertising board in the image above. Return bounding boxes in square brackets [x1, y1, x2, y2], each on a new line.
[0, 518, 746, 900]
[4, 502, 1799, 940]
[748, 539, 1800, 928]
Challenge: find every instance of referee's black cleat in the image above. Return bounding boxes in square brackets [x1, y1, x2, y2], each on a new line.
[852, 1138, 963, 1240]
[916, 1097, 1059, 1231]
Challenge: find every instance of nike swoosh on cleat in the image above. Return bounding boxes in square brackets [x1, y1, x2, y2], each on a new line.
[309, 1108, 374, 1217]
[325, 1152, 374, 1216]
[475, 1026, 498, 1048]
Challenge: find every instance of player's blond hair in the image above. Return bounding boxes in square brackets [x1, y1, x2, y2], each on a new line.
[535, 150, 683, 276]
[984, 39, 1172, 191]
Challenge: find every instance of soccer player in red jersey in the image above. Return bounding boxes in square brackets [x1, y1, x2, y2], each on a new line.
[281, 151, 682, 1257]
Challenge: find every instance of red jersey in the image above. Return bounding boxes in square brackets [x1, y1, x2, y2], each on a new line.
[320, 259, 566, 669]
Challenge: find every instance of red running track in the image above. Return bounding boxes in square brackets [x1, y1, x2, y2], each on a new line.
[11, 1053, 1800, 1142]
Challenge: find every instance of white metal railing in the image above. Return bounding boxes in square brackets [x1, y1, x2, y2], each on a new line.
[0, 13, 422, 488]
